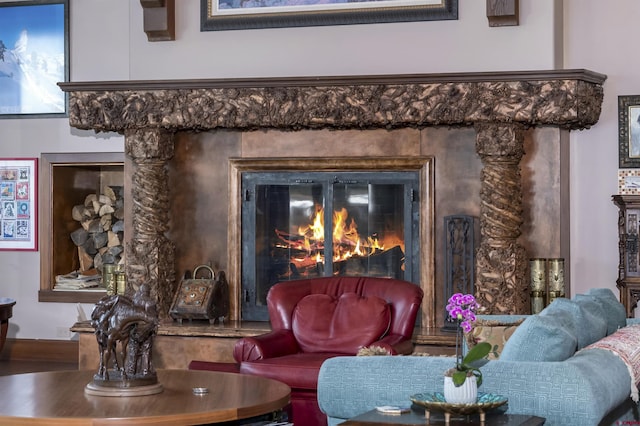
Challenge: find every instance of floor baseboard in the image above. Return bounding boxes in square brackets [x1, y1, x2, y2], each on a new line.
[0, 338, 78, 363]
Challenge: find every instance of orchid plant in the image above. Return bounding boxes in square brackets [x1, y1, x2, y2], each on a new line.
[445, 293, 491, 387]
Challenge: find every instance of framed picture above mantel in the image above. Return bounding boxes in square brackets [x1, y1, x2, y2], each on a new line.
[201, 0, 457, 31]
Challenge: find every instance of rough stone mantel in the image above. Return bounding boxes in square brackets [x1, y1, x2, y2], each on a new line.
[59, 69, 606, 320]
[59, 69, 605, 133]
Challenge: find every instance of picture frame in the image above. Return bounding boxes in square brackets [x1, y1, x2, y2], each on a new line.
[618, 169, 640, 195]
[0, 0, 69, 119]
[0, 158, 38, 251]
[618, 95, 640, 168]
[201, 0, 457, 31]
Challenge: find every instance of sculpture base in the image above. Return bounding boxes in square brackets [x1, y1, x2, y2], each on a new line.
[85, 370, 163, 397]
[85, 381, 164, 397]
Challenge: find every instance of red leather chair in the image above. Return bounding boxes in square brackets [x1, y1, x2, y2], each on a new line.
[191, 276, 423, 426]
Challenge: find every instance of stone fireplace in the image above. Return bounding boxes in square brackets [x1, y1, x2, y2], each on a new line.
[60, 70, 605, 334]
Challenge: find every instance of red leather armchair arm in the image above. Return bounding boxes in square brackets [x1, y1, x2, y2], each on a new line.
[233, 329, 300, 362]
[369, 333, 415, 355]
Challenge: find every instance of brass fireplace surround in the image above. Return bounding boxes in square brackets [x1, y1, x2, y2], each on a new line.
[59, 70, 606, 330]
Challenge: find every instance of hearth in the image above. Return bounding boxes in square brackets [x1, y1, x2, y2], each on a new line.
[241, 170, 420, 320]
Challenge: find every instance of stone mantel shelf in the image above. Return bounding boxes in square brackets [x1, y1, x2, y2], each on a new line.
[58, 68, 606, 322]
[59, 69, 607, 91]
[58, 69, 606, 134]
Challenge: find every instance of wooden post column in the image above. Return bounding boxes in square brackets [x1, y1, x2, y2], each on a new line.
[124, 128, 176, 318]
[474, 123, 528, 314]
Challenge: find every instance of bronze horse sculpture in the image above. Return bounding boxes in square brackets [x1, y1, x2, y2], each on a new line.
[90, 285, 158, 382]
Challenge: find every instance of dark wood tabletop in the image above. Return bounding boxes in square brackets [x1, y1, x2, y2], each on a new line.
[0, 369, 290, 425]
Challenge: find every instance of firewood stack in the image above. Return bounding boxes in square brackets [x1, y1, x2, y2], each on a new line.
[70, 186, 125, 273]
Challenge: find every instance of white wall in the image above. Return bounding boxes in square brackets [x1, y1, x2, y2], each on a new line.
[564, 1, 640, 302]
[0, 0, 625, 340]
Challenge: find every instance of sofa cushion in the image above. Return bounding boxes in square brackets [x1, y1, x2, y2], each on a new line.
[587, 288, 627, 334]
[240, 352, 342, 390]
[499, 308, 577, 361]
[544, 297, 607, 349]
[464, 318, 525, 360]
[292, 293, 390, 354]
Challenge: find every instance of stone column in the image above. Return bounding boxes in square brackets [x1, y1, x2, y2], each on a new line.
[124, 128, 176, 319]
[474, 123, 528, 314]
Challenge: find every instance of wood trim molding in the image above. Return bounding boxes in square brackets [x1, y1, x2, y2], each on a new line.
[0, 339, 78, 363]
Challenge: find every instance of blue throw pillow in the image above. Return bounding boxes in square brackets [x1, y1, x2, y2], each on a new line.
[499, 308, 577, 362]
[568, 296, 608, 347]
[586, 288, 627, 334]
[543, 297, 607, 349]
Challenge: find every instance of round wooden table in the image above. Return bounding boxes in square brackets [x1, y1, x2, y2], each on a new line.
[0, 369, 290, 425]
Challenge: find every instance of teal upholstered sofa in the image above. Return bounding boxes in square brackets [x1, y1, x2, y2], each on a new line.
[317, 288, 640, 426]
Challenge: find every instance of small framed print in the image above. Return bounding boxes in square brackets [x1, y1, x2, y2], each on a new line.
[618, 169, 640, 195]
[0, 159, 37, 251]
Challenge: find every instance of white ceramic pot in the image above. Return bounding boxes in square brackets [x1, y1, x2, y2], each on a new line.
[443, 374, 477, 404]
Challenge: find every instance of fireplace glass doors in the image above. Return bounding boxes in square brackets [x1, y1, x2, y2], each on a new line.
[241, 170, 420, 321]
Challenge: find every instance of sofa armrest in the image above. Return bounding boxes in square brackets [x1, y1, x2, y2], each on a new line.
[233, 329, 300, 362]
[318, 349, 632, 426]
[369, 334, 414, 355]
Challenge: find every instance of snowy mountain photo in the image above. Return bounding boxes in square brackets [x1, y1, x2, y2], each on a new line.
[0, 2, 67, 116]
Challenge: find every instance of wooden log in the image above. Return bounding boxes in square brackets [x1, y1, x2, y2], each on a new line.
[70, 228, 89, 246]
[99, 204, 114, 216]
[78, 246, 94, 271]
[98, 194, 113, 206]
[100, 214, 112, 231]
[93, 231, 108, 249]
[104, 186, 117, 202]
[107, 231, 121, 247]
[71, 205, 86, 222]
[84, 193, 97, 207]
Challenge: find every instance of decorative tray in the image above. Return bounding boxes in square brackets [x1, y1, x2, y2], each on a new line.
[409, 392, 508, 417]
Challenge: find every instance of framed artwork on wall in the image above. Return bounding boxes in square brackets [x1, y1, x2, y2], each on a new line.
[0, 158, 38, 251]
[0, 0, 69, 119]
[201, 0, 457, 31]
[619, 95, 640, 168]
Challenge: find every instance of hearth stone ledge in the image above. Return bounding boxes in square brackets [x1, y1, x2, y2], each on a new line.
[70, 319, 456, 367]
[59, 69, 606, 325]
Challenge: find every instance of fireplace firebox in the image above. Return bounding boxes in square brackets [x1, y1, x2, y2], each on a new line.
[241, 170, 420, 321]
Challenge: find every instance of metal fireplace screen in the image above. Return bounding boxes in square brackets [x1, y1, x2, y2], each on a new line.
[241, 170, 420, 321]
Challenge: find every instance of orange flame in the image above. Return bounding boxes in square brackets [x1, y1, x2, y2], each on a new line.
[276, 205, 404, 270]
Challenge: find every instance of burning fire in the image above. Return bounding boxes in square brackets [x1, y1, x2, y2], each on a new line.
[274, 205, 404, 274]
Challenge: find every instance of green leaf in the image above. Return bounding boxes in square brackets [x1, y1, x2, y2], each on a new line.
[451, 370, 468, 386]
[463, 342, 491, 364]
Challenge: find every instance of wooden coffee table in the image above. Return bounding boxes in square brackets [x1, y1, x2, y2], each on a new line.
[0, 369, 290, 425]
[339, 408, 545, 425]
